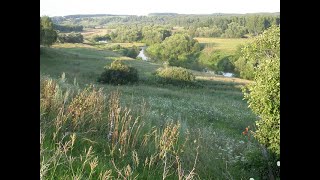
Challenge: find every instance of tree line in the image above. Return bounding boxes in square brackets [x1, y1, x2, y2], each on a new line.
[52, 14, 279, 37]
[53, 24, 83, 33]
[42, 15, 279, 82]
[41, 16, 84, 46]
[40, 16, 57, 46]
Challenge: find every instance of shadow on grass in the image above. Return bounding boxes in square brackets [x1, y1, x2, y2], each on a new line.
[195, 79, 245, 91]
[137, 76, 245, 92]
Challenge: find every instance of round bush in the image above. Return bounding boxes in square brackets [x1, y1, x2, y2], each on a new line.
[155, 66, 195, 85]
[97, 60, 138, 85]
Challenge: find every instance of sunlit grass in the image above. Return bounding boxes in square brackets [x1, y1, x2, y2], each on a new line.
[81, 28, 112, 38]
[104, 42, 146, 48]
[194, 37, 252, 53]
[40, 43, 276, 179]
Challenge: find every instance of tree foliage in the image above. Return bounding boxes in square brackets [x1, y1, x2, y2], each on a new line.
[92, 34, 111, 42]
[120, 46, 140, 59]
[51, 14, 279, 38]
[198, 50, 234, 72]
[97, 60, 139, 85]
[40, 16, 58, 46]
[146, 34, 201, 68]
[193, 26, 223, 38]
[58, 32, 84, 43]
[110, 25, 143, 42]
[242, 26, 280, 155]
[155, 66, 195, 85]
[223, 22, 246, 38]
[40, 17, 43, 44]
[142, 26, 172, 45]
[235, 25, 280, 80]
[53, 24, 83, 32]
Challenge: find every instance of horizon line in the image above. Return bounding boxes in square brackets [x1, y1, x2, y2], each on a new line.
[41, 11, 280, 17]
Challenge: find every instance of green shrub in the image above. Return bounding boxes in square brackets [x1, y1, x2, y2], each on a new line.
[236, 147, 280, 179]
[118, 46, 140, 58]
[242, 26, 280, 155]
[243, 57, 280, 155]
[136, 57, 143, 61]
[97, 60, 139, 85]
[199, 50, 235, 73]
[92, 34, 111, 42]
[58, 32, 83, 43]
[234, 25, 280, 80]
[155, 66, 195, 85]
[145, 33, 201, 67]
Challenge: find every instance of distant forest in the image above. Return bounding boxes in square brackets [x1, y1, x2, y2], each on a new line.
[51, 13, 280, 37]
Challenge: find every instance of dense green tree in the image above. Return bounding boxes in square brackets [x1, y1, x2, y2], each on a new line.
[119, 46, 140, 58]
[41, 16, 54, 29]
[198, 50, 233, 72]
[58, 32, 83, 43]
[146, 34, 201, 68]
[216, 57, 235, 72]
[223, 22, 246, 38]
[235, 25, 280, 80]
[53, 24, 84, 32]
[40, 17, 43, 44]
[41, 29, 58, 46]
[51, 14, 279, 39]
[142, 26, 172, 45]
[195, 26, 223, 37]
[246, 15, 268, 36]
[97, 60, 139, 85]
[40, 16, 58, 46]
[110, 25, 143, 42]
[155, 66, 195, 85]
[242, 25, 280, 155]
[92, 34, 111, 42]
[214, 17, 231, 31]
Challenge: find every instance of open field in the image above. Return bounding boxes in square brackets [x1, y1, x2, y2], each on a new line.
[94, 42, 146, 48]
[40, 43, 277, 179]
[82, 28, 113, 38]
[194, 37, 252, 53]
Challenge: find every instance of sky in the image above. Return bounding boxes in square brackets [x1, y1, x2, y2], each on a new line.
[40, 0, 280, 17]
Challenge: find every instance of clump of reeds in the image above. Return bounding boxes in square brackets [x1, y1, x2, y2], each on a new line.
[159, 122, 180, 159]
[40, 76, 62, 114]
[67, 84, 105, 130]
[107, 90, 143, 157]
[40, 76, 199, 179]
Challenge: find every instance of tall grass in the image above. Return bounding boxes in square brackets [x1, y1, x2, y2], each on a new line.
[40, 75, 199, 179]
[41, 44, 280, 179]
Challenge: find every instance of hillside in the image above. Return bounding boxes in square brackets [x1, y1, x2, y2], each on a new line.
[40, 41, 278, 179]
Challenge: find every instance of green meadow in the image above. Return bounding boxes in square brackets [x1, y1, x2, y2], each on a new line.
[194, 37, 251, 53]
[40, 42, 278, 179]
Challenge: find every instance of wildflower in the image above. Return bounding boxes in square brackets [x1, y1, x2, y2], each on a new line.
[277, 161, 280, 167]
[242, 126, 251, 140]
[242, 127, 249, 135]
[249, 178, 254, 180]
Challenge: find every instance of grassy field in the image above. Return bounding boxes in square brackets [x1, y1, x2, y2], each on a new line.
[93, 42, 146, 49]
[194, 37, 252, 53]
[82, 28, 112, 38]
[40, 43, 279, 179]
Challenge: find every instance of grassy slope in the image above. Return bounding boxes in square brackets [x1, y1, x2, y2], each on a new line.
[40, 43, 265, 179]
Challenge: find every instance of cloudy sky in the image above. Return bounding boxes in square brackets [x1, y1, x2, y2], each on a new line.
[40, 0, 280, 17]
